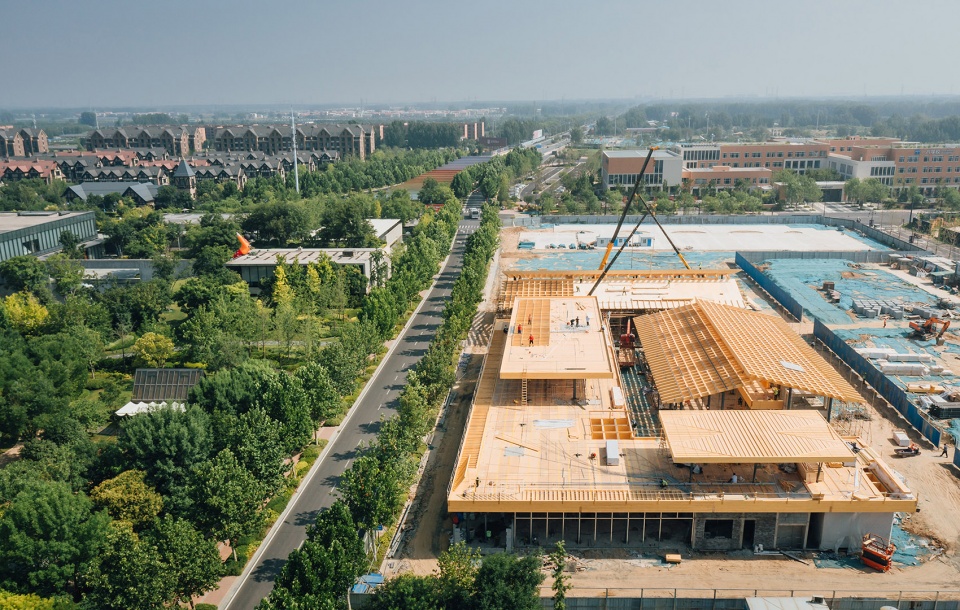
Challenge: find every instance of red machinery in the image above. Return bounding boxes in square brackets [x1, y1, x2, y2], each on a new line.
[618, 320, 636, 368]
[861, 533, 896, 572]
[908, 317, 951, 345]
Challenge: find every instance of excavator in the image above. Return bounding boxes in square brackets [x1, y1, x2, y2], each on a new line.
[589, 146, 691, 296]
[908, 316, 950, 345]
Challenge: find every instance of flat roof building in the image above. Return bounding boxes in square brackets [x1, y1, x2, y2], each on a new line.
[226, 247, 388, 291]
[448, 295, 916, 553]
[0, 211, 99, 262]
[600, 149, 683, 191]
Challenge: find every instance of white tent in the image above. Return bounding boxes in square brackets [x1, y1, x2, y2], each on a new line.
[115, 401, 186, 417]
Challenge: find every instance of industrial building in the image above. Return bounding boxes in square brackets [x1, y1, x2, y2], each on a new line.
[448, 282, 917, 553]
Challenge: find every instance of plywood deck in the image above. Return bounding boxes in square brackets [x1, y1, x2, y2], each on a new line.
[501, 297, 615, 379]
[659, 410, 855, 464]
[498, 269, 744, 314]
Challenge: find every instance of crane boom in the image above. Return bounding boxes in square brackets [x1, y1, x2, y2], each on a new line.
[597, 147, 658, 271]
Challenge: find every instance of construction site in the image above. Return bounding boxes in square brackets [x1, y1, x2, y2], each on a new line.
[384, 160, 960, 602]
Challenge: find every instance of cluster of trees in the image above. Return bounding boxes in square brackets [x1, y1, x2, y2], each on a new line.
[0, 180, 464, 606]
[772, 170, 822, 208]
[263, 200, 500, 609]
[383, 121, 464, 149]
[364, 543, 547, 610]
[451, 147, 542, 201]
[0, 178, 69, 212]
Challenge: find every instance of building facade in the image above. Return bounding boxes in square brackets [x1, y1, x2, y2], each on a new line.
[210, 124, 376, 160]
[0, 211, 99, 262]
[600, 149, 684, 190]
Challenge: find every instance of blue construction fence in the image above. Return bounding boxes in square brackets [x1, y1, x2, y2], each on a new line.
[813, 319, 942, 447]
[735, 252, 804, 321]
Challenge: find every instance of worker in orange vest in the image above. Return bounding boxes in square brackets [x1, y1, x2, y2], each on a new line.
[529, 334, 534, 346]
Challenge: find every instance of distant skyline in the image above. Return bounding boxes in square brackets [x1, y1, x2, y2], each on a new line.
[2, 0, 958, 109]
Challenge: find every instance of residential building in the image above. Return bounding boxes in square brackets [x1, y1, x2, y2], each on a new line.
[18, 128, 49, 155]
[0, 129, 49, 157]
[64, 182, 160, 206]
[82, 126, 206, 156]
[209, 124, 376, 159]
[171, 159, 196, 198]
[0, 211, 100, 262]
[0, 129, 25, 157]
[0, 159, 65, 184]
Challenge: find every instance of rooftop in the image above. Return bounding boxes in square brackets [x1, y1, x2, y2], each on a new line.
[448, 322, 915, 514]
[659, 410, 854, 464]
[226, 247, 380, 267]
[634, 301, 861, 404]
[501, 297, 615, 380]
[0, 211, 91, 234]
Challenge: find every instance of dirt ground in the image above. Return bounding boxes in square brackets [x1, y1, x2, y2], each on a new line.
[383, 234, 960, 592]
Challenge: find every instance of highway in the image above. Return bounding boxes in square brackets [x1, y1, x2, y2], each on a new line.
[222, 218, 478, 610]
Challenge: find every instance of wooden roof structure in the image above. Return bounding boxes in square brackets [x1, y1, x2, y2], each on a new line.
[659, 410, 855, 464]
[634, 301, 860, 404]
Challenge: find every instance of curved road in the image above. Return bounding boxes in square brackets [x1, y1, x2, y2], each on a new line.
[222, 218, 478, 609]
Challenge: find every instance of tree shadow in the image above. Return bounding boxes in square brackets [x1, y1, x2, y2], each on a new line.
[251, 557, 287, 582]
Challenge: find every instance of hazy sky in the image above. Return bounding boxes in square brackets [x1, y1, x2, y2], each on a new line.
[3, 0, 959, 108]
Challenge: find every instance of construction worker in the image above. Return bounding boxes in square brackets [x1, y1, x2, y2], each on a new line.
[942, 444, 950, 458]
[529, 333, 535, 347]
[517, 323, 522, 335]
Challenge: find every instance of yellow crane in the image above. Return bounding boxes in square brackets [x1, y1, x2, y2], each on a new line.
[589, 146, 690, 296]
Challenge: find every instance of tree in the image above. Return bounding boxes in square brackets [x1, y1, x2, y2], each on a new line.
[437, 541, 480, 609]
[148, 515, 224, 608]
[190, 448, 265, 561]
[3, 291, 49, 334]
[0, 256, 50, 299]
[265, 502, 365, 610]
[45, 255, 84, 296]
[294, 362, 342, 425]
[231, 407, 289, 496]
[132, 332, 175, 367]
[89, 470, 163, 530]
[316, 204, 379, 248]
[549, 541, 571, 610]
[366, 574, 441, 610]
[0, 481, 110, 597]
[242, 201, 312, 246]
[338, 452, 408, 530]
[472, 553, 544, 610]
[0, 589, 75, 609]
[569, 125, 584, 145]
[118, 405, 213, 515]
[82, 521, 170, 610]
[78, 111, 98, 127]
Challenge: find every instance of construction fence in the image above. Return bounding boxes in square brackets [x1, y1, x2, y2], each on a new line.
[734, 253, 804, 321]
[503, 213, 928, 254]
[540, 588, 960, 610]
[736, 250, 892, 264]
[813, 319, 942, 448]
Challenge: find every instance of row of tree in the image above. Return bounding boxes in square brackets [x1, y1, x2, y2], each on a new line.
[382, 121, 465, 149]
[260, 201, 501, 609]
[451, 148, 542, 201]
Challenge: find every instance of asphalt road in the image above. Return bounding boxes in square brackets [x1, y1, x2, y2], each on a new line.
[222, 219, 478, 610]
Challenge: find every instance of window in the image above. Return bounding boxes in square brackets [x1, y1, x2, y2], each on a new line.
[898, 156, 905, 163]
[704, 519, 734, 539]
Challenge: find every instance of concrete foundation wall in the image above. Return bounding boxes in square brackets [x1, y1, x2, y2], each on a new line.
[692, 513, 778, 551]
[819, 512, 894, 551]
